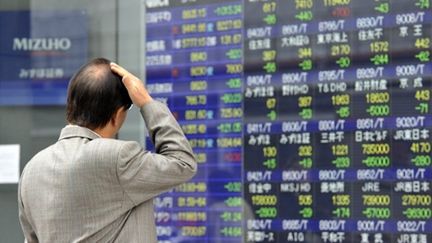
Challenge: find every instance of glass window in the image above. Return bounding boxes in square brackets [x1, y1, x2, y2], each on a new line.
[0, 0, 143, 241]
[2, 0, 432, 242]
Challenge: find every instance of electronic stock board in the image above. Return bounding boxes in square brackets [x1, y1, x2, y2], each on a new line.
[145, 0, 432, 242]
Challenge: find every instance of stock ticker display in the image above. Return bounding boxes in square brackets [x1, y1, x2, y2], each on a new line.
[145, 0, 432, 242]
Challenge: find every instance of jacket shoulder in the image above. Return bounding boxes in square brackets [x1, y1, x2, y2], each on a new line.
[87, 138, 141, 154]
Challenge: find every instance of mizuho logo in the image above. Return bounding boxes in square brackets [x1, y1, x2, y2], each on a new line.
[13, 38, 71, 51]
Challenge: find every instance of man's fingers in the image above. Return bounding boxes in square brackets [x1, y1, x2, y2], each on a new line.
[110, 62, 153, 107]
[110, 62, 125, 76]
[110, 62, 128, 78]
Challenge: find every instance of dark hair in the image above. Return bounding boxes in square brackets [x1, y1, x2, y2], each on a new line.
[66, 58, 132, 129]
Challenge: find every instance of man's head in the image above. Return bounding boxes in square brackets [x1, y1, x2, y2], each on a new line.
[66, 58, 132, 137]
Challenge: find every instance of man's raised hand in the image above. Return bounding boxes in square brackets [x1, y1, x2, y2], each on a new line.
[110, 62, 153, 108]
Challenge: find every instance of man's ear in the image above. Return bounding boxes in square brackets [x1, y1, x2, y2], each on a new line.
[110, 107, 123, 127]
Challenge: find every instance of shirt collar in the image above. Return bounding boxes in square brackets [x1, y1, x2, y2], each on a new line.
[58, 125, 101, 141]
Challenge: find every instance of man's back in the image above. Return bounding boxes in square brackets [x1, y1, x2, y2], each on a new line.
[19, 101, 197, 242]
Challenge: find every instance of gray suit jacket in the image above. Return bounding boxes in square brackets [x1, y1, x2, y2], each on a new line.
[18, 101, 197, 243]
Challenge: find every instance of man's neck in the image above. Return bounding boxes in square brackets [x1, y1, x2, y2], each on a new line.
[93, 127, 114, 138]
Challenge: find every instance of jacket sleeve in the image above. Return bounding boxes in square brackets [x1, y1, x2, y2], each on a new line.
[116, 101, 197, 205]
[18, 173, 39, 243]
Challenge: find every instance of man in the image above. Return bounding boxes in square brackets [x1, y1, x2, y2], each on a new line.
[18, 58, 197, 242]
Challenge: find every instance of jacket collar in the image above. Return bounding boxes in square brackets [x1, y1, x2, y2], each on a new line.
[58, 125, 101, 141]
